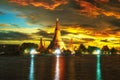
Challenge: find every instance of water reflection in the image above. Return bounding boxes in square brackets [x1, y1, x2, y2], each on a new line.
[54, 55, 60, 80]
[54, 55, 64, 80]
[29, 54, 35, 80]
[96, 55, 102, 80]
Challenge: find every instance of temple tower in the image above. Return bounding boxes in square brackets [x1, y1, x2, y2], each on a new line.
[68, 39, 73, 50]
[39, 38, 44, 49]
[47, 18, 66, 51]
[68, 38, 75, 54]
[38, 38, 45, 52]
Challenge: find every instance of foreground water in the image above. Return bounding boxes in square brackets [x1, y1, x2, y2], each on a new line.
[0, 55, 120, 80]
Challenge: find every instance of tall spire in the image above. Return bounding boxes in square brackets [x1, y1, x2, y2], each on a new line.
[56, 18, 60, 30]
[47, 18, 66, 51]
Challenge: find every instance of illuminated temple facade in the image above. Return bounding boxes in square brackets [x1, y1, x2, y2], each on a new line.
[47, 18, 66, 52]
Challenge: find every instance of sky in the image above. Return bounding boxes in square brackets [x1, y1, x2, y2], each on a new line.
[0, 0, 120, 49]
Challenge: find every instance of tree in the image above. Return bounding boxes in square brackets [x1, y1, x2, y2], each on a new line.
[77, 44, 87, 54]
[110, 47, 117, 55]
[101, 45, 110, 54]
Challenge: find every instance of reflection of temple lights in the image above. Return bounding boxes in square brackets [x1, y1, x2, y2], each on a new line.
[96, 55, 102, 80]
[54, 55, 60, 80]
[29, 54, 35, 80]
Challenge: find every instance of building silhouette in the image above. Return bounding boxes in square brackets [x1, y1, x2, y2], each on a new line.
[38, 37, 46, 53]
[47, 18, 66, 52]
[39, 38, 45, 49]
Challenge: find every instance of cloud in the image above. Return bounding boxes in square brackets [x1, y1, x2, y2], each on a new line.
[0, 11, 5, 15]
[9, 0, 68, 10]
[0, 23, 21, 28]
[74, 0, 102, 17]
[0, 24, 9, 27]
[61, 30, 78, 35]
[0, 0, 119, 46]
[95, 0, 109, 3]
[0, 31, 32, 40]
[7, 0, 120, 19]
[108, 18, 120, 27]
[34, 29, 54, 38]
[72, 0, 120, 19]
[81, 38, 95, 42]
[100, 39, 109, 42]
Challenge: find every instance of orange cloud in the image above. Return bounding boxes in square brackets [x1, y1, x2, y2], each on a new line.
[75, 0, 120, 19]
[75, 0, 103, 17]
[9, 0, 68, 10]
[103, 11, 120, 19]
[95, 0, 109, 3]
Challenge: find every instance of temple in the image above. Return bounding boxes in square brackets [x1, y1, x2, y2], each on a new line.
[47, 18, 66, 52]
[38, 38, 45, 52]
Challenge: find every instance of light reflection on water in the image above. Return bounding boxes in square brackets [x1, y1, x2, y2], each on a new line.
[54, 55, 64, 80]
[28, 54, 101, 80]
[54, 55, 60, 80]
[29, 54, 35, 80]
[96, 55, 102, 80]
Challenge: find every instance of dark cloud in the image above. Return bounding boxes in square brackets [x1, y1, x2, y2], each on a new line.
[0, 31, 32, 40]
[100, 39, 109, 42]
[34, 29, 54, 38]
[108, 18, 120, 27]
[0, 11, 5, 15]
[112, 29, 120, 32]
[10, 24, 21, 28]
[61, 30, 77, 35]
[61, 30, 70, 35]
[81, 38, 95, 42]
[114, 43, 120, 44]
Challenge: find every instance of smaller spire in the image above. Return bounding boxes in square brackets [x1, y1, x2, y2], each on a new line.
[39, 37, 44, 48]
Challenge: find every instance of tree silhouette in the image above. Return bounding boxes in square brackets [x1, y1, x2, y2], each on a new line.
[101, 45, 110, 54]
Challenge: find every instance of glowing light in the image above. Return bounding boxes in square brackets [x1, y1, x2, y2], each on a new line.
[54, 49, 61, 55]
[29, 54, 35, 80]
[97, 50, 101, 54]
[54, 55, 60, 80]
[24, 48, 29, 54]
[93, 49, 101, 55]
[96, 55, 102, 80]
[30, 49, 38, 55]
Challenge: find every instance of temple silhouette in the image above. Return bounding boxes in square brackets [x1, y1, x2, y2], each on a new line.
[38, 38, 45, 52]
[47, 18, 66, 51]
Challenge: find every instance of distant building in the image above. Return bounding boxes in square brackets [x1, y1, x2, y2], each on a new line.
[38, 38, 46, 53]
[47, 18, 66, 53]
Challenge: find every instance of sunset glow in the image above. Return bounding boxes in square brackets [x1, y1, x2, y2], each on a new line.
[0, 0, 120, 49]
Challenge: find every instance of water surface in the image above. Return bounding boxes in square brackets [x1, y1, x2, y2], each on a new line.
[0, 55, 120, 80]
